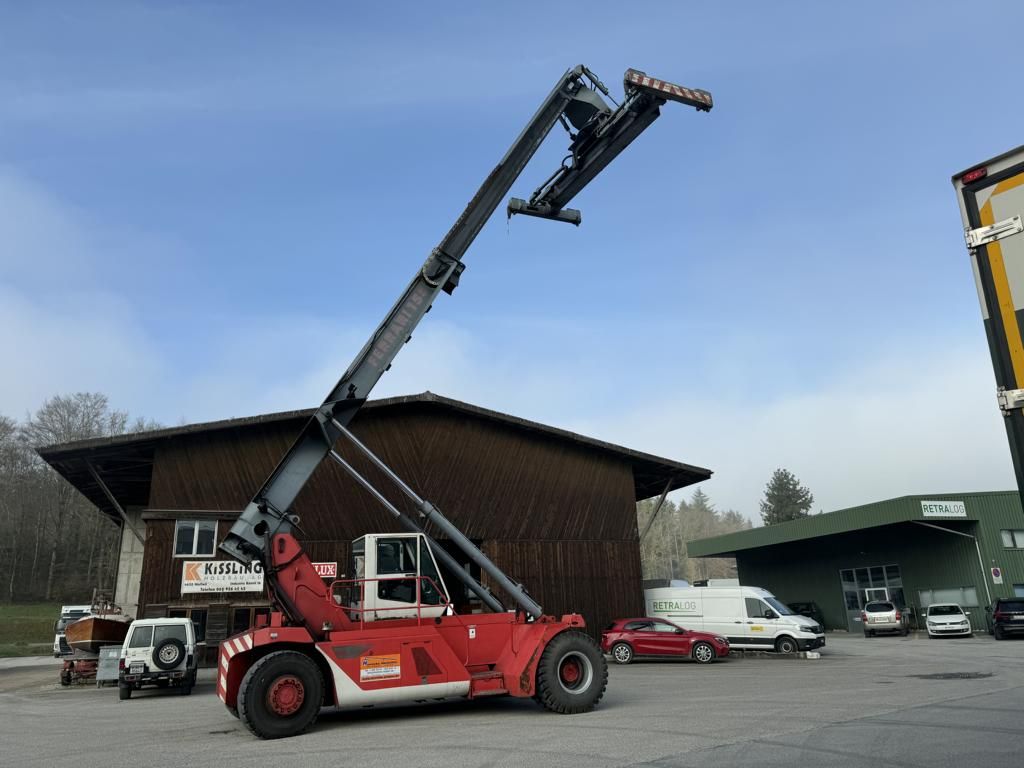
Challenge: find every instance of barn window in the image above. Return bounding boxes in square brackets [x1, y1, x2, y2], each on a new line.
[174, 520, 217, 557]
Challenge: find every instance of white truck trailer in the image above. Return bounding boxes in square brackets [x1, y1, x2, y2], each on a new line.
[953, 147, 1024, 504]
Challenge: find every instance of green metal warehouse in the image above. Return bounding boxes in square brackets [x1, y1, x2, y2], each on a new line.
[687, 492, 1024, 633]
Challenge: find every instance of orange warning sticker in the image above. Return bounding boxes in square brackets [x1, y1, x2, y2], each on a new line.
[359, 653, 401, 682]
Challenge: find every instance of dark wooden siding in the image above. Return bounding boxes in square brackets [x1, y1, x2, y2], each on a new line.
[483, 540, 644, 636]
[141, 403, 642, 634]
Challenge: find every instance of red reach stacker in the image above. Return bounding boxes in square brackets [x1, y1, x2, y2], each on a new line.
[215, 65, 713, 738]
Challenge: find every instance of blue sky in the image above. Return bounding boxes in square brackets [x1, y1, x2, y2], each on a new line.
[2, 2, 1022, 519]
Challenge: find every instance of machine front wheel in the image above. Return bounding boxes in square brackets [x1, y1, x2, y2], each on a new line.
[535, 630, 608, 714]
[238, 651, 324, 739]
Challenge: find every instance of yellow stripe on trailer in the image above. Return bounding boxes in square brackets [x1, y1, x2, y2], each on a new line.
[980, 171, 1024, 386]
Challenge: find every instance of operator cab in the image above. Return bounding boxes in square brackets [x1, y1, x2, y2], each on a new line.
[347, 533, 451, 621]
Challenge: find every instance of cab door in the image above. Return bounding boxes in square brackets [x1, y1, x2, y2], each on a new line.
[743, 597, 776, 647]
[364, 534, 450, 621]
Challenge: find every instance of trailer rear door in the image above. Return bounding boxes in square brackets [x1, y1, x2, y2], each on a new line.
[954, 146, 1024, 499]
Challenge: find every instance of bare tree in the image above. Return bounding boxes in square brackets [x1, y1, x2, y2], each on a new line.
[12, 393, 161, 602]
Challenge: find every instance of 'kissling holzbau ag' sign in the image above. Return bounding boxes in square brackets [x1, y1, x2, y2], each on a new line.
[920, 500, 967, 519]
[181, 561, 265, 594]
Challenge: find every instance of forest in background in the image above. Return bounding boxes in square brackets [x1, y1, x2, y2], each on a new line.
[637, 489, 751, 582]
[0, 393, 159, 604]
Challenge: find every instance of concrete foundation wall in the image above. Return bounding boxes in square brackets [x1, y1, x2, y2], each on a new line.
[114, 507, 146, 619]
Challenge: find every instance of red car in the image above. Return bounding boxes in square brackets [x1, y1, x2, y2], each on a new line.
[601, 617, 730, 664]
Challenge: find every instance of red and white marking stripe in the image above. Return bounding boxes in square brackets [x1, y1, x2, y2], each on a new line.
[216, 632, 254, 702]
[625, 70, 711, 106]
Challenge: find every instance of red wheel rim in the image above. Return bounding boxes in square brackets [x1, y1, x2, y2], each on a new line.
[560, 658, 581, 685]
[267, 675, 305, 716]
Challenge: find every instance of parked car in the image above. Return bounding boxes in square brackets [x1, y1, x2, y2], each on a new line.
[118, 617, 200, 699]
[861, 601, 909, 637]
[787, 601, 826, 628]
[924, 603, 972, 638]
[600, 618, 730, 664]
[52, 604, 92, 657]
[985, 597, 1024, 640]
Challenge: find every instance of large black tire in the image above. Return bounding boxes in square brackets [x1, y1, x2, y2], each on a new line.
[535, 630, 608, 715]
[238, 651, 324, 739]
[774, 636, 798, 654]
[691, 641, 716, 664]
[118, 684, 132, 700]
[994, 626, 1004, 640]
[610, 642, 633, 665]
[153, 638, 186, 671]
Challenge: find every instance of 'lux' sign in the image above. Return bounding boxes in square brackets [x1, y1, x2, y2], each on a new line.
[920, 500, 967, 518]
[312, 562, 337, 579]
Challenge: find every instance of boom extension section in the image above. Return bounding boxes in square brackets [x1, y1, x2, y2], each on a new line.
[220, 65, 712, 622]
[508, 69, 712, 225]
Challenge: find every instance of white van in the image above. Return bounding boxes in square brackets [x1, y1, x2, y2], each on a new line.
[645, 585, 825, 653]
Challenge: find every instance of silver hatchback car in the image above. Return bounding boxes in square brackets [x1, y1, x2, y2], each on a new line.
[862, 601, 909, 637]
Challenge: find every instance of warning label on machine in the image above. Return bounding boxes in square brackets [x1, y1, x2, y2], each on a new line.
[359, 654, 401, 682]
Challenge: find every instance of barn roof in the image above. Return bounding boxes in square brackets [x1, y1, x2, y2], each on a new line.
[38, 391, 711, 524]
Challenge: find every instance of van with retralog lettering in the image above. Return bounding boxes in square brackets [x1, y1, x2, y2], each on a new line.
[644, 584, 825, 653]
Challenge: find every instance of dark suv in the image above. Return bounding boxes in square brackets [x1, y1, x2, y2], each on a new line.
[788, 601, 825, 628]
[986, 598, 1024, 640]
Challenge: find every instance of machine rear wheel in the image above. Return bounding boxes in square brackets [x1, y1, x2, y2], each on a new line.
[535, 630, 607, 714]
[238, 651, 323, 739]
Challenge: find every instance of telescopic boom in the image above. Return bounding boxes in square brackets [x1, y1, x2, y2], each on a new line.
[220, 65, 712, 618]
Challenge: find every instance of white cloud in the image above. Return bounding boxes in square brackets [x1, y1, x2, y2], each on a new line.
[0, 285, 164, 420]
[567, 339, 1015, 520]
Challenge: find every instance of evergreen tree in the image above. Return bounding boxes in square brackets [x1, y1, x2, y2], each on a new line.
[759, 468, 814, 525]
[637, 489, 751, 581]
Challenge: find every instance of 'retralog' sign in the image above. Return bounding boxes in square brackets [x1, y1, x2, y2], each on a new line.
[647, 598, 700, 617]
[181, 560, 264, 594]
[920, 500, 967, 519]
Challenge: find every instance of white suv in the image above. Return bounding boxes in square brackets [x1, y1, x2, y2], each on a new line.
[118, 618, 201, 699]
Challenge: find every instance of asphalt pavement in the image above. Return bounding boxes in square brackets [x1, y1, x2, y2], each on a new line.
[2, 633, 1022, 767]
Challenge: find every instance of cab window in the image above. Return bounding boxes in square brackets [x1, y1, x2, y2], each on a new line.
[376, 538, 418, 604]
[377, 538, 417, 575]
[745, 598, 769, 619]
[418, 538, 445, 606]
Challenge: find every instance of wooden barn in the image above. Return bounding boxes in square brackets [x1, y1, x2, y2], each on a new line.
[39, 392, 709, 645]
